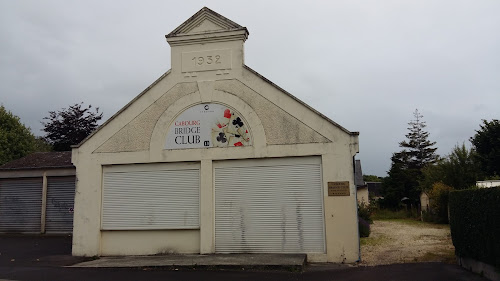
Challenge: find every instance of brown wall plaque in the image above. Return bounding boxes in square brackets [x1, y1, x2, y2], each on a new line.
[328, 181, 350, 196]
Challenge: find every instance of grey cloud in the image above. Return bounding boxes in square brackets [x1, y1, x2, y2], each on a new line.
[1, 0, 499, 176]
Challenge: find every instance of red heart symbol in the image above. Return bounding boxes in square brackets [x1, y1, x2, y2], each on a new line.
[224, 109, 231, 119]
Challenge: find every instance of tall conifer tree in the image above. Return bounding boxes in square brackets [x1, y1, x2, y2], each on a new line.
[395, 109, 438, 169]
[382, 109, 439, 208]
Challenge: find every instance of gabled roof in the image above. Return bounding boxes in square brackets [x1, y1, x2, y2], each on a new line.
[244, 65, 358, 136]
[74, 8, 357, 149]
[166, 7, 248, 38]
[354, 159, 365, 187]
[0, 152, 73, 170]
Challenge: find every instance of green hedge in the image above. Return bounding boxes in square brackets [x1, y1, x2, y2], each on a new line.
[449, 187, 500, 267]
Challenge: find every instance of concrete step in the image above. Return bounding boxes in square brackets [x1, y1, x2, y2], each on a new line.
[69, 253, 306, 271]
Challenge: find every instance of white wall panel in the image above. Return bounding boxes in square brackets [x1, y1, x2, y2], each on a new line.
[215, 157, 325, 253]
[102, 163, 200, 230]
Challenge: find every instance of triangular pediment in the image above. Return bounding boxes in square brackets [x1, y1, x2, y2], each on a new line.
[166, 7, 246, 37]
[187, 19, 224, 34]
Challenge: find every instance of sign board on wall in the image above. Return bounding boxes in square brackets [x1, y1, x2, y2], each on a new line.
[328, 181, 350, 196]
[165, 103, 251, 149]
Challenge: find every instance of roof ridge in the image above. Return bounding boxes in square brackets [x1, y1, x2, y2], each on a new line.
[166, 7, 246, 38]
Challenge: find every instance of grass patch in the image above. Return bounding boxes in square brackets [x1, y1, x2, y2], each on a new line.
[360, 234, 389, 247]
[417, 249, 456, 264]
[372, 209, 416, 220]
[388, 219, 448, 228]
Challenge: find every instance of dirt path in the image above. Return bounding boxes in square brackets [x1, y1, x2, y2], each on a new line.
[359, 220, 455, 266]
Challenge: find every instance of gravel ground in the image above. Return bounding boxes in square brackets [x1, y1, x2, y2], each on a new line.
[360, 220, 455, 266]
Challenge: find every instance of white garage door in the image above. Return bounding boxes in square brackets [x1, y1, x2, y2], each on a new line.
[102, 162, 200, 230]
[215, 157, 325, 253]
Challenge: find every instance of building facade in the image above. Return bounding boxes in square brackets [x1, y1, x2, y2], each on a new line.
[72, 7, 360, 263]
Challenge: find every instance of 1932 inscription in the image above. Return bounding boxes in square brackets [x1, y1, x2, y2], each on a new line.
[182, 49, 231, 73]
[192, 55, 221, 66]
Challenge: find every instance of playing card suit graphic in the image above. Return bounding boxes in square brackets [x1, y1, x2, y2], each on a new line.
[216, 132, 227, 143]
[232, 117, 244, 128]
[224, 109, 231, 119]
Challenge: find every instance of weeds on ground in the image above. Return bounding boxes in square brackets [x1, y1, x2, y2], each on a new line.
[360, 234, 389, 247]
[371, 208, 450, 228]
[371, 208, 419, 220]
[390, 219, 449, 229]
[416, 249, 456, 264]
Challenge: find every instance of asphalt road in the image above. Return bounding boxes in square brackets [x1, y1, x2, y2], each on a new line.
[0, 235, 486, 281]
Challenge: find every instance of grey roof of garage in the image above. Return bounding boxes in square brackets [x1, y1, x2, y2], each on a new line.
[0, 152, 74, 170]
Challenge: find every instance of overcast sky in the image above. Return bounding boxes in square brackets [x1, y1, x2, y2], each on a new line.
[1, 1, 499, 176]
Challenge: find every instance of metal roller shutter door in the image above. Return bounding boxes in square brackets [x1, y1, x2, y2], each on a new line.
[215, 157, 325, 253]
[46, 176, 75, 233]
[102, 164, 200, 230]
[0, 178, 42, 233]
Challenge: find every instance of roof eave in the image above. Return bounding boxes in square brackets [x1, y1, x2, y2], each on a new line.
[166, 7, 245, 38]
[72, 69, 171, 149]
[243, 65, 359, 136]
[0, 165, 75, 171]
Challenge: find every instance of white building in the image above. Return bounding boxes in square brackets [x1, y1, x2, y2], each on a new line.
[71, 7, 360, 263]
[476, 180, 500, 188]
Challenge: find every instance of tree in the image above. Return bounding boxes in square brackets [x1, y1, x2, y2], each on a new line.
[33, 136, 53, 152]
[470, 119, 500, 178]
[363, 175, 382, 182]
[419, 160, 445, 193]
[382, 109, 439, 208]
[394, 109, 438, 170]
[0, 105, 40, 165]
[420, 144, 481, 192]
[42, 103, 102, 151]
[442, 144, 481, 189]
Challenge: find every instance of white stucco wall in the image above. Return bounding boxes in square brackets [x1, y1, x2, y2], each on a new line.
[100, 230, 200, 256]
[357, 187, 369, 206]
[71, 8, 360, 263]
[420, 192, 430, 212]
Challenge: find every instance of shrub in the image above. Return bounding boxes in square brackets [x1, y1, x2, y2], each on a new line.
[421, 210, 434, 223]
[358, 217, 371, 238]
[358, 202, 373, 224]
[428, 182, 454, 223]
[449, 187, 500, 267]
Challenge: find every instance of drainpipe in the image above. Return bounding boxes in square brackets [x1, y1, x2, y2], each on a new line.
[353, 156, 361, 262]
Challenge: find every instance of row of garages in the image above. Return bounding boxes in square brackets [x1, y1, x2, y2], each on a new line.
[0, 152, 75, 234]
[0, 152, 326, 254]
